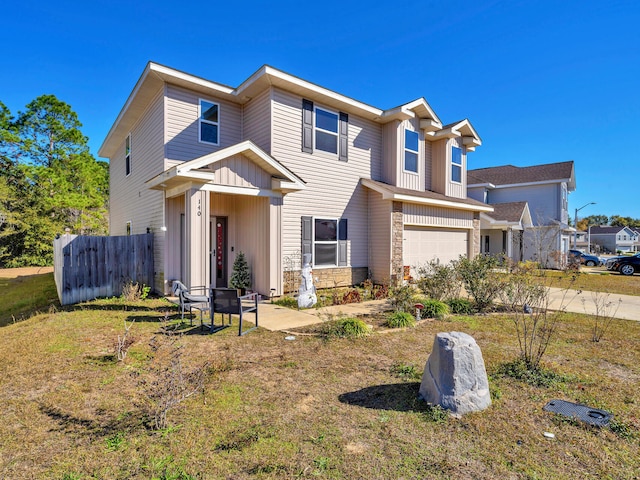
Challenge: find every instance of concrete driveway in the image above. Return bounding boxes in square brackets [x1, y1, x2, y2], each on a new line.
[548, 287, 640, 322]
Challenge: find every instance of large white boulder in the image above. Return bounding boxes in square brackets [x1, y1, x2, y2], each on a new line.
[419, 331, 491, 415]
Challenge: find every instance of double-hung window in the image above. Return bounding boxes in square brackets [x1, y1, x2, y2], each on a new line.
[404, 129, 419, 173]
[451, 146, 462, 183]
[302, 99, 348, 160]
[314, 218, 338, 266]
[301, 216, 347, 267]
[125, 134, 131, 176]
[315, 107, 339, 154]
[199, 99, 219, 145]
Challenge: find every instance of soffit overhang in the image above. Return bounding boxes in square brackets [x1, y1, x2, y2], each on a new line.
[362, 178, 494, 213]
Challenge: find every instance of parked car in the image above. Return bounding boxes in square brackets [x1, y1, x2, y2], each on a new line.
[568, 249, 604, 267]
[606, 252, 640, 270]
[611, 253, 640, 276]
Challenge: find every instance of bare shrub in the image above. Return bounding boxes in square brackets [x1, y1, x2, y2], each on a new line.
[499, 262, 578, 370]
[415, 260, 462, 301]
[121, 281, 151, 301]
[139, 324, 208, 430]
[388, 284, 417, 313]
[582, 291, 622, 342]
[115, 320, 134, 362]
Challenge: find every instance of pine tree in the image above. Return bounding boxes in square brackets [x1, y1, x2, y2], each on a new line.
[229, 251, 251, 290]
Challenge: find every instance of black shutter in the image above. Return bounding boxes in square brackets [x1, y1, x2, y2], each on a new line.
[339, 112, 348, 162]
[338, 218, 348, 266]
[301, 216, 312, 263]
[302, 99, 313, 153]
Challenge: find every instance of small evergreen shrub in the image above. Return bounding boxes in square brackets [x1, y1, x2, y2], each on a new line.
[386, 311, 416, 328]
[229, 251, 251, 291]
[414, 297, 449, 319]
[323, 317, 372, 338]
[446, 298, 474, 315]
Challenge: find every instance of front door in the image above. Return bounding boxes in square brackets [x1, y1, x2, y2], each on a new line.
[211, 217, 228, 287]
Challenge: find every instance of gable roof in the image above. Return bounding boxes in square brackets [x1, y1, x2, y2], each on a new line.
[487, 202, 529, 223]
[589, 225, 637, 235]
[99, 62, 480, 158]
[146, 140, 305, 196]
[468, 161, 575, 191]
[480, 201, 533, 230]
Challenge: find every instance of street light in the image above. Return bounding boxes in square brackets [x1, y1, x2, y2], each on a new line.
[574, 202, 596, 248]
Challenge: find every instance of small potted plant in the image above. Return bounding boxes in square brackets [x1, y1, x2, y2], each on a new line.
[229, 251, 251, 295]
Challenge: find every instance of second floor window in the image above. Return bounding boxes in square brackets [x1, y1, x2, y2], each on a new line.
[315, 107, 338, 154]
[199, 99, 219, 145]
[125, 134, 131, 176]
[404, 129, 419, 173]
[451, 146, 462, 183]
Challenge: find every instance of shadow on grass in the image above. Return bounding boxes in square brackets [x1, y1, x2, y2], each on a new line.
[339, 382, 426, 412]
[39, 403, 147, 436]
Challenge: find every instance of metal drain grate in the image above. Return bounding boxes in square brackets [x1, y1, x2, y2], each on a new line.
[543, 399, 613, 427]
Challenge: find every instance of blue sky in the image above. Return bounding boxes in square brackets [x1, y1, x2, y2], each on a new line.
[2, 0, 638, 220]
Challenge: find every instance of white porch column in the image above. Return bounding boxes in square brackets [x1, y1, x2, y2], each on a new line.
[184, 188, 210, 290]
[507, 228, 513, 261]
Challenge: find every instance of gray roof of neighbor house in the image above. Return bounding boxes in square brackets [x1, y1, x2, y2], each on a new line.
[589, 225, 634, 235]
[486, 202, 528, 223]
[468, 160, 575, 190]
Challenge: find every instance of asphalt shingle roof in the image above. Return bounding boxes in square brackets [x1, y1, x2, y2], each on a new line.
[486, 201, 528, 223]
[468, 161, 574, 186]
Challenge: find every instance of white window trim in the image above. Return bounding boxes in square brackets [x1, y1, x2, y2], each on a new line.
[313, 106, 339, 156]
[125, 133, 131, 177]
[451, 145, 463, 184]
[312, 216, 339, 268]
[403, 128, 420, 175]
[199, 98, 220, 146]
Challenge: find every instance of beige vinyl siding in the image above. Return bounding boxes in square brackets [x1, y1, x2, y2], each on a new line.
[368, 191, 392, 283]
[242, 87, 271, 151]
[430, 137, 467, 199]
[397, 118, 424, 191]
[403, 203, 474, 229]
[271, 88, 381, 268]
[108, 88, 165, 292]
[165, 85, 242, 162]
[381, 121, 398, 185]
[210, 154, 273, 189]
[430, 138, 447, 195]
[424, 137, 432, 191]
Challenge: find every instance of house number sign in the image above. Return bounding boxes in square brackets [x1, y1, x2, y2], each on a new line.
[197, 198, 201, 216]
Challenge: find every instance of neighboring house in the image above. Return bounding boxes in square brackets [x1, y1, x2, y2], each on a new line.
[467, 161, 575, 267]
[478, 202, 533, 261]
[99, 62, 492, 296]
[589, 226, 639, 253]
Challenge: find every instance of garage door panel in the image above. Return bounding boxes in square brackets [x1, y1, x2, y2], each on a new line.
[403, 227, 468, 270]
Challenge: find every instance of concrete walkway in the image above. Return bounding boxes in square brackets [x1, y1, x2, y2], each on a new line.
[547, 287, 640, 322]
[257, 289, 640, 332]
[258, 299, 389, 331]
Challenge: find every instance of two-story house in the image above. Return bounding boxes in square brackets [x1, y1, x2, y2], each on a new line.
[589, 226, 639, 253]
[467, 161, 575, 267]
[98, 62, 492, 296]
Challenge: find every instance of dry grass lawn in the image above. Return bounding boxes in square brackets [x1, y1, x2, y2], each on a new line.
[0, 271, 639, 478]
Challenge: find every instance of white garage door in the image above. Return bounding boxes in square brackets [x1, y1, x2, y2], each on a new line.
[403, 227, 468, 270]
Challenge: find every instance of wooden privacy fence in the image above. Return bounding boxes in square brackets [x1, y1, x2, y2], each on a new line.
[53, 233, 154, 306]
